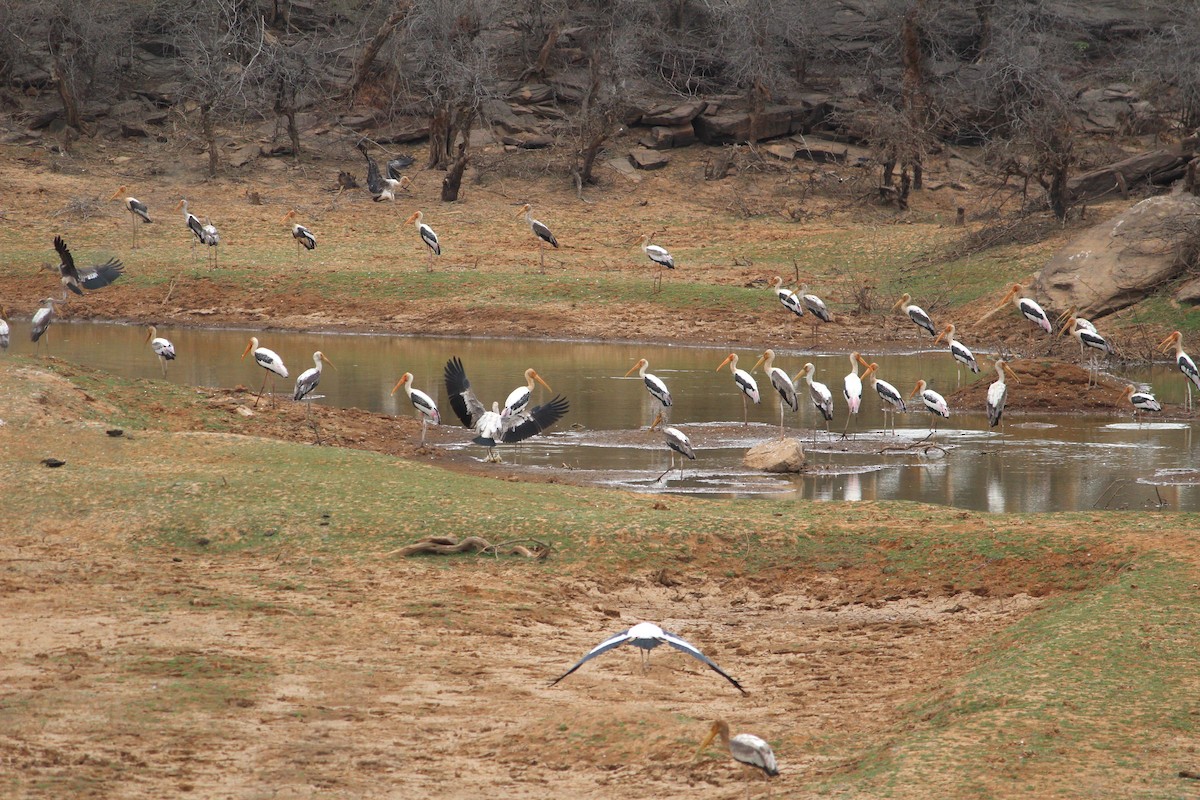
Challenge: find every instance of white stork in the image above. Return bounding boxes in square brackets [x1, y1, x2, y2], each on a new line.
[373, 175, 411, 202]
[695, 720, 779, 789]
[798, 284, 833, 343]
[856, 356, 907, 435]
[293, 350, 333, 405]
[281, 210, 316, 257]
[841, 351, 864, 438]
[986, 359, 1021, 429]
[549, 621, 745, 694]
[625, 358, 672, 429]
[637, 233, 675, 293]
[145, 325, 175, 377]
[893, 293, 936, 337]
[108, 185, 151, 249]
[0, 307, 9, 351]
[660, 426, 695, 481]
[47, 235, 124, 296]
[1058, 316, 1111, 386]
[30, 295, 66, 355]
[716, 353, 761, 426]
[796, 362, 834, 440]
[503, 368, 552, 419]
[751, 349, 797, 437]
[1121, 385, 1161, 424]
[443, 356, 569, 462]
[391, 371, 441, 444]
[909, 379, 950, 434]
[405, 210, 441, 271]
[241, 336, 288, 408]
[984, 283, 1053, 337]
[1158, 331, 1200, 411]
[769, 276, 805, 318]
[518, 203, 558, 272]
[933, 323, 979, 385]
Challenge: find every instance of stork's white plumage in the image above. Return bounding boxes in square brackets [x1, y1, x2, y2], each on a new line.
[857, 357, 906, 435]
[1158, 330, 1200, 411]
[1121, 384, 1161, 423]
[796, 362, 834, 441]
[444, 356, 569, 462]
[281, 210, 316, 256]
[176, 199, 219, 266]
[373, 175, 411, 202]
[798, 284, 832, 322]
[717, 353, 760, 426]
[987, 283, 1052, 335]
[549, 621, 745, 694]
[934, 323, 979, 377]
[841, 351, 864, 438]
[695, 720, 779, 785]
[893, 293, 936, 336]
[503, 368, 552, 419]
[751, 349, 797, 437]
[986, 359, 1020, 428]
[769, 276, 805, 318]
[1059, 316, 1111, 386]
[293, 351, 332, 403]
[30, 295, 65, 354]
[242, 336, 288, 408]
[109, 185, 151, 249]
[405, 210, 441, 271]
[145, 325, 175, 377]
[625, 358, 672, 429]
[660, 426, 695, 480]
[637, 233, 674, 293]
[391, 371, 441, 444]
[518, 203, 558, 271]
[910, 379, 950, 433]
[0, 307, 9, 351]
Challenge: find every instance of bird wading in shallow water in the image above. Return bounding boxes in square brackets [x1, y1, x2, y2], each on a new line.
[751, 349, 798, 438]
[625, 358, 672, 430]
[716, 353, 760, 426]
[145, 325, 175, 377]
[443, 356, 568, 462]
[659, 426, 695, 481]
[1158, 331, 1200, 412]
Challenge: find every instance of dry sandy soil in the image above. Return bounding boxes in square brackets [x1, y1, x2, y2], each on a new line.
[0, 134, 1192, 798]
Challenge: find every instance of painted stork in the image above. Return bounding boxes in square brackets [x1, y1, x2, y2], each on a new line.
[373, 175, 410, 202]
[637, 233, 674, 293]
[841, 351, 864, 438]
[695, 720, 779, 789]
[909, 379, 950, 434]
[1121, 385, 1161, 424]
[1158, 330, 1200, 411]
[281, 210, 316, 257]
[549, 621, 745, 694]
[769, 276, 805, 318]
[796, 362, 834, 440]
[146, 325, 175, 377]
[241, 336, 288, 408]
[443, 356, 569, 462]
[108, 185, 151, 249]
[176, 199, 219, 266]
[751, 349, 797, 437]
[391, 371, 441, 444]
[798, 284, 833, 342]
[47, 235, 124, 296]
[517, 203, 558, 271]
[986, 359, 1021, 429]
[30, 295, 66, 354]
[1058, 316, 1111, 386]
[893, 293, 936, 337]
[357, 139, 383, 195]
[660, 426, 695, 481]
[293, 351, 333, 408]
[503, 368, 552, 419]
[0, 307, 9, 351]
[983, 283, 1053, 337]
[716, 353, 761, 426]
[405, 210, 441, 271]
[933, 323, 979, 386]
[625, 358, 672, 429]
[856, 356, 907, 435]
[1054, 307, 1098, 335]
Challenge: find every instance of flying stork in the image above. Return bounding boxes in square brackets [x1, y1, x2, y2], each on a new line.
[637, 233, 674, 293]
[893, 293, 936, 337]
[145, 325, 175, 377]
[518, 203, 558, 272]
[356, 139, 384, 195]
[405, 210, 441, 271]
[694, 720, 779, 790]
[241, 336, 289, 408]
[625, 358, 672, 430]
[281, 210, 316, 258]
[716, 353, 761, 426]
[391, 372, 441, 444]
[46, 235, 124, 296]
[1158, 330, 1200, 411]
[751, 349, 797, 437]
[108, 185, 151, 249]
[549, 621, 746, 694]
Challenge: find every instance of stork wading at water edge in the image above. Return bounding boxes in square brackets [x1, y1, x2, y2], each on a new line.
[986, 359, 1021, 430]
[857, 356, 906, 435]
[391, 372, 441, 444]
[909, 379, 950, 435]
[294, 351, 333, 407]
[1121, 385, 1162, 424]
[716, 353, 760, 426]
[1058, 316, 1111, 387]
[625, 358, 672, 430]
[241, 337, 288, 408]
[30, 295, 66, 355]
[841, 352, 864, 438]
[145, 325, 175, 377]
[443, 356, 568, 462]
[751, 349, 797, 438]
[1158, 331, 1200, 411]
[659, 426, 695, 481]
[796, 362, 834, 441]
[637, 233, 675, 293]
[518, 203, 558, 271]
[108, 185, 151, 249]
[933, 323, 978, 386]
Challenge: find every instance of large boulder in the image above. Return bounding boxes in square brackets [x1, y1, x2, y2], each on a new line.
[743, 438, 806, 473]
[1036, 193, 1200, 317]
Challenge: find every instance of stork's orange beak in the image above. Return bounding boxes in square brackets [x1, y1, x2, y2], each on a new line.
[241, 341, 253, 359]
[716, 354, 734, 372]
[1057, 318, 1075, 337]
[532, 370, 551, 391]
[1004, 364, 1021, 383]
[751, 354, 767, 373]
[624, 360, 642, 378]
[933, 326, 949, 345]
[908, 383, 922, 399]
[891, 296, 905, 311]
[390, 373, 411, 395]
[1157, 332, 1180, 352]
[856, 354, 872, 370]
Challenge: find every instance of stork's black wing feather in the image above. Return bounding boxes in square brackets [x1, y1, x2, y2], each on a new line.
[549, 629, 632, 687]
[500, 395, 569, 443]
[358, 140, 383, 194]
[53, 236, 78, 280]
[386, 156, 415, 180]
[79, 259, 124, 291]
[187, 215, 205, 242]
[444, 356, 485, 429]
[660, 630, 747, 694]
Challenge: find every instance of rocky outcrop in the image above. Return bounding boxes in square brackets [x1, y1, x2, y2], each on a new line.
[1036, 193, 1200, 316]
[743, 438, 806, 473]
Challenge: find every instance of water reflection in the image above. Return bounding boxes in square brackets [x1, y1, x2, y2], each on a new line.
[4, 319, 1199, 513]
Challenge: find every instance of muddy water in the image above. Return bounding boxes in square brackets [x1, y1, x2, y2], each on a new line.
[8, 320, 1199, 512]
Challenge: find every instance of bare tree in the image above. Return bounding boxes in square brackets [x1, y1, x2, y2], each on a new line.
[1131, 2, 1200, 133]
[702, 0, 818, 112]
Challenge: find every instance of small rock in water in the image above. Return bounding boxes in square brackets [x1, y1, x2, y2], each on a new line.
[743, 439, 806, 473]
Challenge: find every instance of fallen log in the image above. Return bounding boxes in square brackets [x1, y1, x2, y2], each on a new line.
[390, 535, 550, 559]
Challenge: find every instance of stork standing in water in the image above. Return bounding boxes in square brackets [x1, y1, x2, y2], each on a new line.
[405, 210, 441, 271]
[909, 379, 950, 435]
[1058, 316, 1111, 387]
[716, 353, 760, 426]
[517, 203, 558, 272]
[281, 210, 316, 259]
[30, 295, 66, 355]
[637, 233, 674, 293]
[549, 621, 745, 694]
[841, 351, 864, 438]
[932, 323, 979, 386]
[293, 351, 333, 404]
[241, 337, 288, 408]
[694, 720, 779, 794]
[443, 356, 569, 462]
[0, 307, 9, 351]
[796, 362, 834, 442]
[625, 358, 671, 430]
[1158, 331, 1200, 411]
[391, 372, 441, 444]
[751, 349, 797, 438]
[893, 293, 936, 337]
[47, 236, 124, 296]
[108, 185, 151, 249]
[1121, 385, 1162, 425]
[659, 426, 695, 481]
[768, 276, 805, 318]
[857, 356, 907, 435]
[503, 368, 552, 419]
[986, 359, 1021, 429]
[145, 325, 175, 377]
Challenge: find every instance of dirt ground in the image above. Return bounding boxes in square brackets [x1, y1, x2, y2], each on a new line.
[0, 134, 1193, 798]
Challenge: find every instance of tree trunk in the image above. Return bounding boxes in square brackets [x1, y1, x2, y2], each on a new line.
[901, 1, 925, 192]
[912, 159, 923, 190]
[898, 168, 911, 211]
[201, 103, 218, 178]
[579, 131, 608, 184]
[428, 106, 450, 169]
[349, 3, 412, 97]
[441, 151, 470, 201]
[49, 53, 84, 132]
[522, 20, 561, 80]
[882, 159, 896, 186]
[286, 108, 300, 162]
